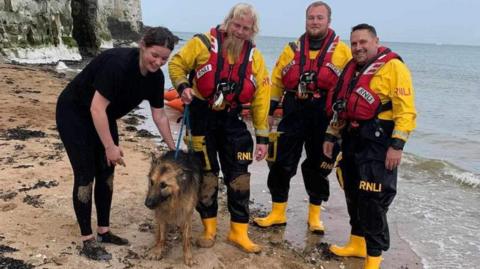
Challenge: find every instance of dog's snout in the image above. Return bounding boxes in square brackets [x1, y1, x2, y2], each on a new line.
[145, 197, 156, 209]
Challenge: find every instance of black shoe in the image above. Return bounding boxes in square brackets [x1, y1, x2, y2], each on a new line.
[97, 231, 129, 246]
[80, 238, 112, 261]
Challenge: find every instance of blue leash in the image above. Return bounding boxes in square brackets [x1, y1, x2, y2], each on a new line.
[174, 105, 192, 159]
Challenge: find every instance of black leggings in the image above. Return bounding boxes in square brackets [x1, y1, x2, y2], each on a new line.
[56, 94, 118, 236]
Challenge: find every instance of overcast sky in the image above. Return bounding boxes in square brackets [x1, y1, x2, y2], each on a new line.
[141, 0, 479, 46]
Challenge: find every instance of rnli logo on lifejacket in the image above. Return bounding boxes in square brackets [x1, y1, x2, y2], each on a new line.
[320, 161, 334, 170]
[356, 87, 375, 104]
[237, 152, 253, 161]
[210, 37, 218, 53]
[326, 62, 342, 77]
[364, 62, 385, 75]
[327, 41, 338, 53]
[196, 64, 212, 79]
[359, 180, 382, 192]
[282, 60, 295, 76]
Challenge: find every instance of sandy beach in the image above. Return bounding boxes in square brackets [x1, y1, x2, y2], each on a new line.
[0, 63, 423, 268]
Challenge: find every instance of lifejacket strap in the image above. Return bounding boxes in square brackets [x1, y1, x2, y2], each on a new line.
[194, 33, 212, 50]
[232, 41, 253, 103]
[288, 42, 297, 52]
[380, 101, 392, 112]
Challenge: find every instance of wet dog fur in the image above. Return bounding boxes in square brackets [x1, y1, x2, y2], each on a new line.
[144, 150, 201, 266]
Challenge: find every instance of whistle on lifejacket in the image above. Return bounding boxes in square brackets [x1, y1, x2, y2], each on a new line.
[212, 91, 225, 110]
[296, 71, 316, 99]
[331, 99, 346, 124]
[296, 82, 309, 99]
[331, 110, 339, 124]
[212, 81, 235, 110]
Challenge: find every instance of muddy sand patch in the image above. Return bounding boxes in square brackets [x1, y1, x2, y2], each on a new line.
[18, 180, 59, 192]
[0, 242, 34, 269]
[0, 256, 34, 269]
[1, 127, 46, 141]
[23, 194, 44, 208]
[136, 129, 159, 138]
[0, 190, 17, 201]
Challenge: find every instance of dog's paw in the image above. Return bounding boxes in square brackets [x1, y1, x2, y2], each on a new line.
[146, 247, 164, 260]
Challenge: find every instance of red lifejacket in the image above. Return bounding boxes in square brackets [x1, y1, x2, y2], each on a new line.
[326, 47, 400, 121]
[281, 29, 341, 95]
[194, 27, 256, 105]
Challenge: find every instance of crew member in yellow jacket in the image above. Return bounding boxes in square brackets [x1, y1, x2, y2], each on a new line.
[253, 1, 351, 234]
[323, 23, 417, 269]
[168, 3, 270, 254]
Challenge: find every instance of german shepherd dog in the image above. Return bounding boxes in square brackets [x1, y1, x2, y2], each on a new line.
[144, 150, 201, 266]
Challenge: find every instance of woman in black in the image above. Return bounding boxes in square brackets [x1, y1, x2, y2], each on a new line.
[56, 27, 178, 261]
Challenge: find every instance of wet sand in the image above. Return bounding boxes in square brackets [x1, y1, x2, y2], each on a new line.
[0, 63, 423, 268]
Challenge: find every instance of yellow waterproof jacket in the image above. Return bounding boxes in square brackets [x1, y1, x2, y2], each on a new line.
[327, 58, 417, 144]
[270, 38, 352, 102]
[169, 32, 271, 142]
[371, 58, 417, 142]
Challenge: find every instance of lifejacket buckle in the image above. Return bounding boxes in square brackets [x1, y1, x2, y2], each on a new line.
[299, 71, 316, 84]
[331, 99, 346, 124]
[217, 81, 236, 95]
[217, 81, 230, 94]
[212, 81, 236, 111]
[297, 71, 317, 100]
[296, 82, 309, 99]
[332, 99, 346, 113]
[331, 110, 339, 124]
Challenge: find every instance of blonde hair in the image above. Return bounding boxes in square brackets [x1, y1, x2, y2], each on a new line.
[220, 3, 259, 39]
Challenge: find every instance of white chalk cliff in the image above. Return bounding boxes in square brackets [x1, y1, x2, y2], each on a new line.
[0, 0, 142, 63]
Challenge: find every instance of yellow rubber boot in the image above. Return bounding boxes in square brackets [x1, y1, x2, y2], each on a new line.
[227, 222, 261, 253]
[196, 217, 216, 248]
[330, 234, 367, 258]
[307, 204, 325, 234]
[253, 202, 287, 228]
[364, 255, 382, 269]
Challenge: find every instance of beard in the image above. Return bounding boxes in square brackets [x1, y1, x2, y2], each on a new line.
[223, 34, 245, 62]
[307, 27, 328, 40]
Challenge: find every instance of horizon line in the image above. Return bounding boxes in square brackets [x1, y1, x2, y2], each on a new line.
[170, 30, 480, 48]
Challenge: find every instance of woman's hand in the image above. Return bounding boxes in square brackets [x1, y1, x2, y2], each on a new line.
[105, 144, 125, 167]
